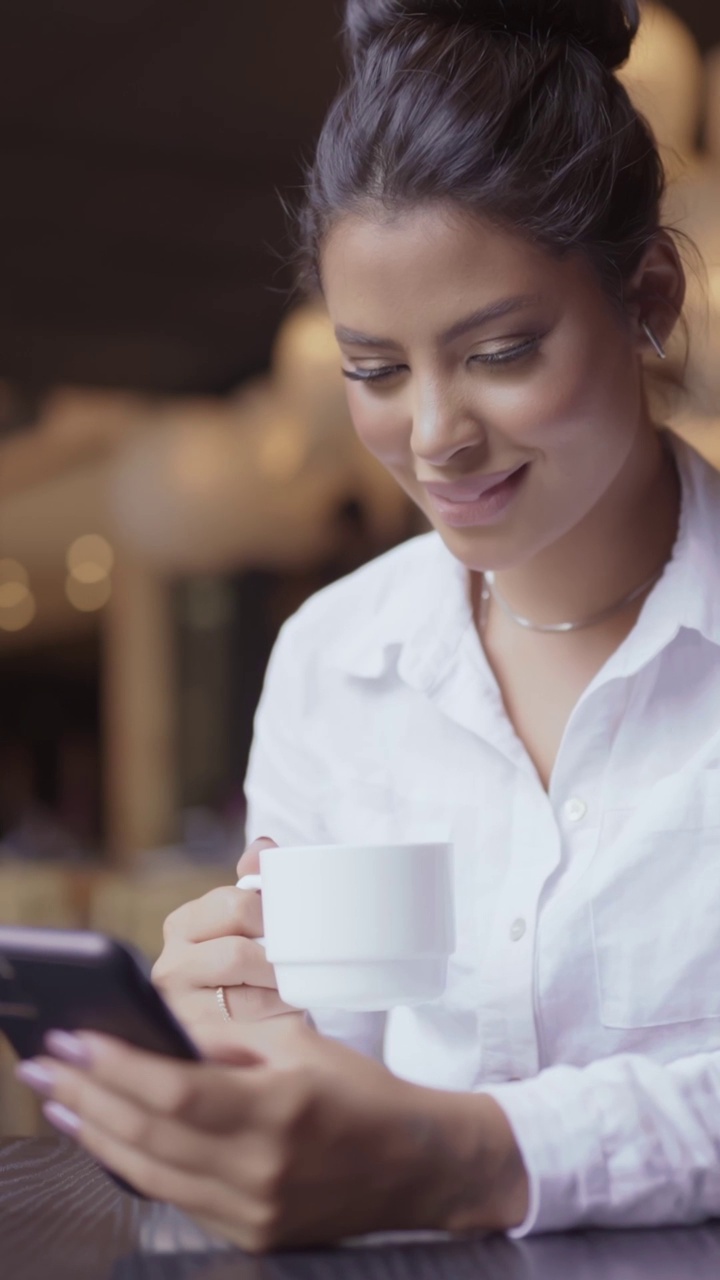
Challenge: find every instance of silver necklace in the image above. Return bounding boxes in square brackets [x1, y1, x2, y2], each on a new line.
[480, 565, 665, 634]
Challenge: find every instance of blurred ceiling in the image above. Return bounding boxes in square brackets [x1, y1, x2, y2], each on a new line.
[0, 0, 342, 394]
[0, 0, 714, 396]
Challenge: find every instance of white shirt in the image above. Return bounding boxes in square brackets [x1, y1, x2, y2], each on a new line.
[244, 431, 720, 1236]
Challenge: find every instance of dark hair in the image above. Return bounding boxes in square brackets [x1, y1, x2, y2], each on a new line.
[297, 0, 668, 313]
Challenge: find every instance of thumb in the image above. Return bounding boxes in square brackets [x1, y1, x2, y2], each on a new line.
[236, 835, 277, 880]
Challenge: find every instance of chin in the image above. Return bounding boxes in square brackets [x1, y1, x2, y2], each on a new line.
[430, 519, 524, 574]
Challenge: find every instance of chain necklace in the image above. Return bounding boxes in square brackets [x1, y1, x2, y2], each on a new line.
[480, 564, 666, 634]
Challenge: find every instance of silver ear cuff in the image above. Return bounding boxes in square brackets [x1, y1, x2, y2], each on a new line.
[641, 320, 667, 360]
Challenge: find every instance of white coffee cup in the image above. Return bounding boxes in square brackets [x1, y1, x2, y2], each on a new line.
[237, 841, 454, 1011]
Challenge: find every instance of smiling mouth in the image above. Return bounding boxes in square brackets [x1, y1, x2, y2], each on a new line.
[421, 463, 530, 528]
[421, 463, 528, 503]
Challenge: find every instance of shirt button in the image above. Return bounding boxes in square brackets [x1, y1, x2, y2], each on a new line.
[563, 796, 588, 823]
[509, 917, 526, 942]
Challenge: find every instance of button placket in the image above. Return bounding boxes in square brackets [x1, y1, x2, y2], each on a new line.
[476, 781, 555, 1082]
[478, 903, 539, 1078]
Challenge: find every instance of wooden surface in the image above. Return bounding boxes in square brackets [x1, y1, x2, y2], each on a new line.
[3, 1138, 720, 1280]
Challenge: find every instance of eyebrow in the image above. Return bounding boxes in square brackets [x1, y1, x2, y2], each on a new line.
[334, 293, 542, 350]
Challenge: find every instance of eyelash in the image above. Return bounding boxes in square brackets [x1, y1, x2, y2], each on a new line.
[342, 337, 541, 383]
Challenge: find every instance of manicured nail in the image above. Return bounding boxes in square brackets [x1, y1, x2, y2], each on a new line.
[45, 1030, 93, 1067]
[43, 1101, 81, 1138]
[15, 1060, 56, 1096]
[254, 836, 275, 848]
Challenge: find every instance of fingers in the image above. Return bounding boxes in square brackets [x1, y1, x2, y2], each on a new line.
[43, 1082, 245, 1224]
[152, 836, 286, 1037]
[72, 1123, 231, 1218]
[41, 1038, 262, 1132]
[236, 835, 276, 880]
[52, 1101, 279, 1253]
[162, 983, 297, 1031]
[44, 1057, 225, 1170]
[154, 932, 299, 1028]
[29, 1055, 282, 1251]
[160, 835, 277, 948]
[163, 935, 278, 992]
[160, 884, 264, 948]
[154, 933, 296, 1022]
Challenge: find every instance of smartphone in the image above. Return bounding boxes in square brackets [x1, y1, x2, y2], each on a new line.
[0, 925, 201, 1196]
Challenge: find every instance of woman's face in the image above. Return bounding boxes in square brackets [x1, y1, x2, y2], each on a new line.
[321, 203, 649, 572]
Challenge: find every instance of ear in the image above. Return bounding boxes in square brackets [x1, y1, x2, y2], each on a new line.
[624, 231, 686, 357]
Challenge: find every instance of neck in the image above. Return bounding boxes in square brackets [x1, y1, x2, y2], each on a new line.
[485, 426, 680, 631]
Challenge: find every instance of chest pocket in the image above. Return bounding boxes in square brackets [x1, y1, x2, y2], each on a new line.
[590, 772, 720, 1029]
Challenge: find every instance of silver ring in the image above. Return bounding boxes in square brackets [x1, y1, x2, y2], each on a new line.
[216, 985, 232, 1023]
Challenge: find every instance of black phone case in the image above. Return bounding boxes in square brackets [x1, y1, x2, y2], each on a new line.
[0, 925, 201, 1197]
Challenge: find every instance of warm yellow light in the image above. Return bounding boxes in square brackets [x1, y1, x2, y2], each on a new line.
[65, 574, 112, 613]
[0, 582, 29, 609]
[0, 583, 36, 631]
[0, 559, 28, 587]
[67, 534, 114, 577]
[70, 561, 110, 584]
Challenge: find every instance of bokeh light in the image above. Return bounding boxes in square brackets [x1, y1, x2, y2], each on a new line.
[67, 534, 114, 583]
[0, 579, 36, 631]
[0, 558, 29, 587]
[65, 574, 112, 613]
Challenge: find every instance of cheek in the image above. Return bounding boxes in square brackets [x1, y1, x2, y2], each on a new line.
[346, 389, 411, 470]
[344, 328, 638, 475]
[495, 330, 639, 456]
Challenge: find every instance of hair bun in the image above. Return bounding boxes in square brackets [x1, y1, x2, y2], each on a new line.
[345, 0, 640, 71]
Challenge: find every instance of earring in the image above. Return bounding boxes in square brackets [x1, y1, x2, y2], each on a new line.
[641, 320, 667, 361]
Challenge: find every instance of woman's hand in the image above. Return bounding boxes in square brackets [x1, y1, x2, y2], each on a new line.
[16, 1020, 528, 1251]
[152, 837, 303, 1043]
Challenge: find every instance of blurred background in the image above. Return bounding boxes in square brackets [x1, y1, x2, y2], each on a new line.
[1, 0, 720, 1130]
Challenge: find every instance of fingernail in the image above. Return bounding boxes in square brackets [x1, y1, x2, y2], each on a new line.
[253, 836, 275, 846]
[15, 1061, 56, 1096]
[45, 1030, 93, 1067]
[43, 1101, 81, 1138]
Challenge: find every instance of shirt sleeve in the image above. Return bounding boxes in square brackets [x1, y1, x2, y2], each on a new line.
[244, 615, 330, 852]
[480, 1048, 720, 1236]
[244, 615, 387, 1061]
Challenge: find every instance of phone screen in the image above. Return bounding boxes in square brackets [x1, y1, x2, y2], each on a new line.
[0, 927, 200, 1198]
[0, 926, 200, 1062]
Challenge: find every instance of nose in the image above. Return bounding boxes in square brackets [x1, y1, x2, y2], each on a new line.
[409, 380, 486, 467]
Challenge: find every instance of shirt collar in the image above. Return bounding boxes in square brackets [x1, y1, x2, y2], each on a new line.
[328, 430, 720, 683]
[610, 431, 720, 679]
[326, 531, 473, 686]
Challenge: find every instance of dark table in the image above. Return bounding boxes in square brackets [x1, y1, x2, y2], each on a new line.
[2, 1139, 720, 1280]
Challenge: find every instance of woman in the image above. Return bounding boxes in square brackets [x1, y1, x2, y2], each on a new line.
[18, 0, 720, 1251]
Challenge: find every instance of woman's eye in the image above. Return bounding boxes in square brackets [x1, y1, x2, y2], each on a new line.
[341, 336, 542, 383]
[341, 364, 406, 383]
[470, 337, 541, 366]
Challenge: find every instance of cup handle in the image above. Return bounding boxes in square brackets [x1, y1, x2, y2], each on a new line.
[236, 875, 265, 948]
[236, 874, 262, 892]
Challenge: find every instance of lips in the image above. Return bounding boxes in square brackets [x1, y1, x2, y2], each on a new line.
[421, 464, 527, 504]
[421, 463, 530, 529]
